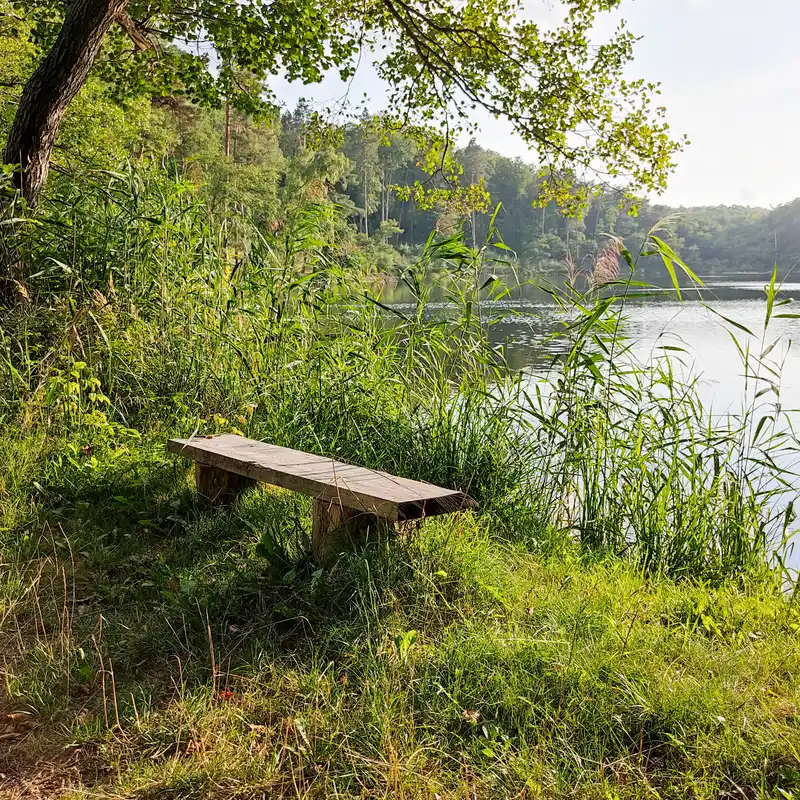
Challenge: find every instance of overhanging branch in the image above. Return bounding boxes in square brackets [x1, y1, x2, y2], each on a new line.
[115, 10, 157, 52]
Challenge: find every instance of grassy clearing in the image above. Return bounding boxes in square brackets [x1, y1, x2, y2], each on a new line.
[2, 168, 799, 797]
[1, 433, 798, 798]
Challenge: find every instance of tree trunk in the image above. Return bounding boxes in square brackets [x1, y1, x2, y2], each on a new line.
[363, 167, 369, 236]
[2, 0, 128, 207]
[224, 101, 231, 158]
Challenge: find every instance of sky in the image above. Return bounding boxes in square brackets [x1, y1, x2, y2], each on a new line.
[272, 0, 800, 210]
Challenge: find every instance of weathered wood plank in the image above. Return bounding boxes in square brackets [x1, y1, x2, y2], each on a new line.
[195, 462, 257, 506]
[311, 499, 388, 563]
[167, 434, 477, 521]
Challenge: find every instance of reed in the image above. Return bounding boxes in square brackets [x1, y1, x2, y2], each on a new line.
[1, 162, 798, 798]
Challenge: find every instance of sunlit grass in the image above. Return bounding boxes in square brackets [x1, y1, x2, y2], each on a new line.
[2, 479, 798, 797]
[1, 166, 799, 797]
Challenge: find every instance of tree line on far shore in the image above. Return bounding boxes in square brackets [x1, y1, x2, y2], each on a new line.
[1, 12, 794, 279]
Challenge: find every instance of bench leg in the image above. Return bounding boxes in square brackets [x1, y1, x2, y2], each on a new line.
[196, 463, 257, 507]
[311, 499, 391, 564]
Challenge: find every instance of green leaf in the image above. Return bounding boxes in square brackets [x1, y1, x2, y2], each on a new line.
[705, 306, 754, 337]
[765, 265, 778, 328]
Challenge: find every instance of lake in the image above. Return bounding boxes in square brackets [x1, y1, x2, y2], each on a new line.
[383, 274, 800, 570]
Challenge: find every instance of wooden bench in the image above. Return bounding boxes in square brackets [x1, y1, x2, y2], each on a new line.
[167, 434, 477, 562]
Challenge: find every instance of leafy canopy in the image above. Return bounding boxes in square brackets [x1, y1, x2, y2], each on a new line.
[13, 0, 684, 204]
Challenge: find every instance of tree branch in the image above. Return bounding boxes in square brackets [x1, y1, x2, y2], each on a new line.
[115, 9, 157, 52]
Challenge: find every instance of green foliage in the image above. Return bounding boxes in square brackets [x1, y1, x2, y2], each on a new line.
[1, 135, 799, 799]
[11, 0, 683, 204]
[0, 2, 34, 132]
[2, 164, 795, 582]
[0, 18, 773, 280]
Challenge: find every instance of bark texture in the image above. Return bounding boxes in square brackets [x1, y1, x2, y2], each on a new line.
[2, 0, 129, 206]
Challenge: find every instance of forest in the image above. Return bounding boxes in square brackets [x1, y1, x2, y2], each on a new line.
[2, 7, 796, 284]
[2, 0, 800, 797]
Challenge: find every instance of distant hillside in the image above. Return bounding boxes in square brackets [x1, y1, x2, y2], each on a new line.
[327, 128, 800, 277]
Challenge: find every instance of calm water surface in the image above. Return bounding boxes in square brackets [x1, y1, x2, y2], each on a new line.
[384, 275, 800, 569]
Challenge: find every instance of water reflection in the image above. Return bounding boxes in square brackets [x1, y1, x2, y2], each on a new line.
[381, 277, 800, 411]
[382, 276, 800, 568]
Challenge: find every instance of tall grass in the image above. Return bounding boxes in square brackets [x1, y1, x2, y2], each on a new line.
[2, 162, 800, 799]
[521, 236, 798, 581]
[1, 163, 796, 583]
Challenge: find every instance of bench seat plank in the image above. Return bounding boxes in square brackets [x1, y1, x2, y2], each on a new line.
[168, 434, 477, 521]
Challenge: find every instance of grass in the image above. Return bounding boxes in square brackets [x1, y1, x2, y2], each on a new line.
[1, 165, 799, 797]
[1, 434, 799, 798]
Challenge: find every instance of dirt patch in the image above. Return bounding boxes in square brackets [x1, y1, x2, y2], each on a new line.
[0, 740, 107, 799]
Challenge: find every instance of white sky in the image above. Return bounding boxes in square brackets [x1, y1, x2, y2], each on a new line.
[273, 0, 800, 209]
